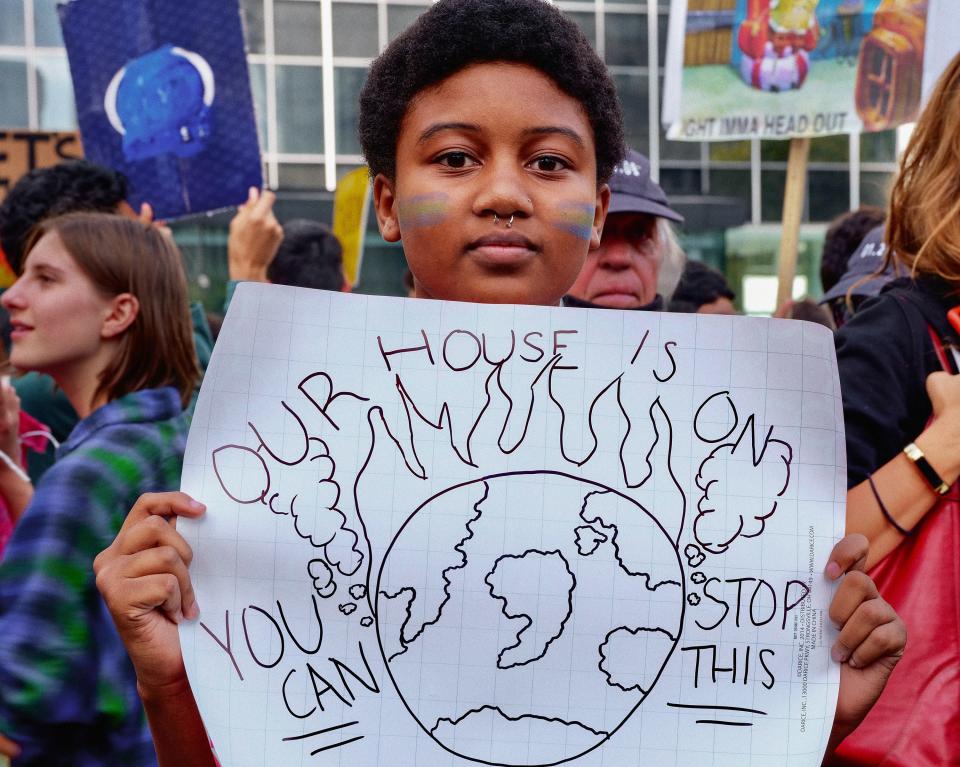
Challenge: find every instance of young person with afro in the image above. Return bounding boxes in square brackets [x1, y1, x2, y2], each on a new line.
[82, 2, 903, 765]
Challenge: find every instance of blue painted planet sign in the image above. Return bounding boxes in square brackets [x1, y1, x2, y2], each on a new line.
[59, 0, 261, 219]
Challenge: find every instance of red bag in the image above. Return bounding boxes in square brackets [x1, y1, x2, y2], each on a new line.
[831, 329, 960, 767]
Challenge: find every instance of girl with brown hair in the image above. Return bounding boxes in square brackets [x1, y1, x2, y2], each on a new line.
[833, 52, 960, 766]
[0, 212, 198, 765]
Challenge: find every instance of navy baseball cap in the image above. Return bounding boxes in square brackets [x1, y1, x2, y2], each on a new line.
[820, 225, 898, 303]
[608, 148, 684, 223]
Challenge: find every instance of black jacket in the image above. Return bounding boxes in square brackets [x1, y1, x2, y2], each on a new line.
[835, 276, 960, 488]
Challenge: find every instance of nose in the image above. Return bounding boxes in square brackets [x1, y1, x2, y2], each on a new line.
[595, 237, 637, 270]
[1, 279, 25, 311]
[472, 154, 534, 222]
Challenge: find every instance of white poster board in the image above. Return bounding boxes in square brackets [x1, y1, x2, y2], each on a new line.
[180, 283, 845, 766]
[662, 0, 960, 141]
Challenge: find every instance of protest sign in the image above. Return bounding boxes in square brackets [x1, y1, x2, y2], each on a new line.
[662, 0, 959, 306]
[58, 0, 262, 220]
[664, 0, 959, 142]
[0, 130, 83, 285]
[180, 283, 845, 766]
[332, 167, 371, 288]
[0, 130, 83, 202]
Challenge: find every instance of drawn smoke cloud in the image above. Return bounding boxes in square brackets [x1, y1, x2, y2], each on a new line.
[211, 430, 364, 580]
[307, 558, 336, 598]
[290, 483, 363, 576]
[694, 415, 793, 555]
[683, 544, 705, 568]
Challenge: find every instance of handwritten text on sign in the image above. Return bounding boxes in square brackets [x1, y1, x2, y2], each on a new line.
[180, 285, 843, 766]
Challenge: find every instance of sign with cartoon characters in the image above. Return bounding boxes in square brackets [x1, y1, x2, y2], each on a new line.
[664, 0, 959, 140]
[179, 284, 845, 766]
[58, 0, 262, 219]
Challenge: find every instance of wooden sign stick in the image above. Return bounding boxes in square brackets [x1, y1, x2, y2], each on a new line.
[776, 137, 811, 310]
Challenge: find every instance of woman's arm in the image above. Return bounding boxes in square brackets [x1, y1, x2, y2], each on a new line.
[846, 371, 960, 567]
[0, 467, 32, 524]
[94, 492, 216, 767]
[0, 378, 32, 522]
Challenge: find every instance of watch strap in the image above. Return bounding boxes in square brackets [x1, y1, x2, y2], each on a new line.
[903, 442, 950, 495]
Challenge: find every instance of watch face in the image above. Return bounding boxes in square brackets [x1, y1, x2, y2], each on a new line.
[904, 443, 950, 495]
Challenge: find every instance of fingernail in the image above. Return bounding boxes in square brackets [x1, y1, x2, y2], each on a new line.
[848, 656, 860, 668]
[174, 610, 184, 625]
[185, 602, 200, 620]
[189, 499, 206, 512]
[831, 644, 849, 663]
[825, 561, 841, 579]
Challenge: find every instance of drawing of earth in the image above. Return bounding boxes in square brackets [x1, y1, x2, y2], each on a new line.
[376, 471, 684, 767]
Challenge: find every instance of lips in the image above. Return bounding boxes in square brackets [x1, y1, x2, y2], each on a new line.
[465, 231, 538, 267]
[591, 281, 645, 308]
[9, 321, 33, 340]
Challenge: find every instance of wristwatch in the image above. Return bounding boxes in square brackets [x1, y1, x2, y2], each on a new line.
[903, 442, 951, 495]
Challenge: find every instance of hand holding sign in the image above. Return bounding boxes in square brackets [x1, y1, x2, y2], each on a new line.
[823, 534, 905, 757]
[93, 492, 205, 691]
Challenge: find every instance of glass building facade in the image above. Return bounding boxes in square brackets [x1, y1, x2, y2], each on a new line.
[0, 0, 902, 311]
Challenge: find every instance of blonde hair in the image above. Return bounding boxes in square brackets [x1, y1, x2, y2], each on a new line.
[886, 52, 960, 290]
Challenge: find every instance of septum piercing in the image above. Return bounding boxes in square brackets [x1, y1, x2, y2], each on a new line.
[492, 213, 515, 228]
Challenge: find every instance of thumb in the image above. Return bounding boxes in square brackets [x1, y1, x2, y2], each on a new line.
[138, 202, 154, 225]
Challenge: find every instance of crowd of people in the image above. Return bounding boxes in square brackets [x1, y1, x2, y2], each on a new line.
[0, 0, 957, 765]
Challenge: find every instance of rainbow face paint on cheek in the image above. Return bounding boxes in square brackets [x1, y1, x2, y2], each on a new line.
[552, 202, 596, 241]
[398, 193, 450, 228]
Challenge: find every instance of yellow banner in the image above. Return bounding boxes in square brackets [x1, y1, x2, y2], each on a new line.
[332, 167, 371, 287]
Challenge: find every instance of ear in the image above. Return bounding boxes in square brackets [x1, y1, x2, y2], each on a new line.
[101, 293, 139, 339]
[373, 174, 402, 243]
[590, 184, 611, 250]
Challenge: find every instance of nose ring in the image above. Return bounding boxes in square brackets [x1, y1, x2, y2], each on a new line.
[493, 213, 499, 225]
[506, 215, 514, 229]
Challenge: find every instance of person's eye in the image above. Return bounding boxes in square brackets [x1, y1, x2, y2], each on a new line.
[630, 224, 656, 244]
[529, 155, 569, 173]
[436, 151, 478, 169]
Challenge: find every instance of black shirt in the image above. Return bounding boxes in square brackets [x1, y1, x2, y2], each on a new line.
[835, 276, 960, 488]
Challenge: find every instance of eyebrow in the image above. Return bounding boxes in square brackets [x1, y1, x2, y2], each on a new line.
[417, 122, 480, 144]
[416, 123, 586, 148]
[522, 126, 585, 148]
[28, 261, 65, 276]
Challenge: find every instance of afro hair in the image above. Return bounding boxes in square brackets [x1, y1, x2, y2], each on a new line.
[358, 0, 624, 185]
[0, 160, 128, 274]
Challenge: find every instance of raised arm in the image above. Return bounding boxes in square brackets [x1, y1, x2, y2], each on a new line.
[227, 187, 283, 284]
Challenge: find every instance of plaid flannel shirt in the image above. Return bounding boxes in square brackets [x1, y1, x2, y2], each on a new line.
[0, 387, 189, 766]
